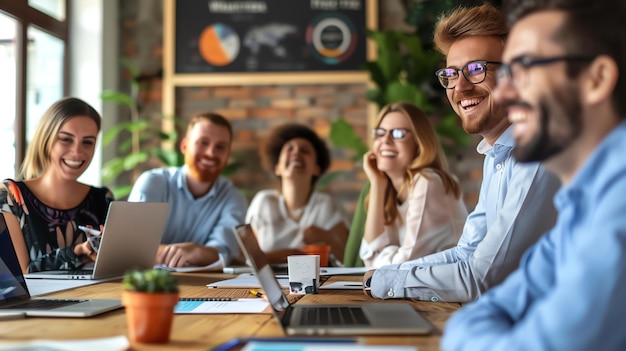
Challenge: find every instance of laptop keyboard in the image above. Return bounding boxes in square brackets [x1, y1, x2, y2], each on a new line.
[299, 306, 370, 326]
[6, 299, 85, 310]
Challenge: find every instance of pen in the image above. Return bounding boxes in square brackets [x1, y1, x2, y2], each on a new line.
[78, 225, 101, 236]
[249, 289, 263, 298]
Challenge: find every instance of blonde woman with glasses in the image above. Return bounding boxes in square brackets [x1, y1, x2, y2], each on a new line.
[360, 101, 467, 268]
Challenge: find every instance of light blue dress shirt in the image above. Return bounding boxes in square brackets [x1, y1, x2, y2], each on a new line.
[442, 121, 626, 351]
[128, 166, 247, 265]
[369, 126, 560, 302]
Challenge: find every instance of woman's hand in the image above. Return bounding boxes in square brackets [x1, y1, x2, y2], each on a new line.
[75, 241, 97, 261]
[363, 151, 386, 185]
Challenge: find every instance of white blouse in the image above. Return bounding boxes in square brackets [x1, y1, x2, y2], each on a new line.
[246, 189, 350, 252]
[360, 168, 468, 268]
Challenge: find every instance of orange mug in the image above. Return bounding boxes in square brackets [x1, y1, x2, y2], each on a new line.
[302, 244, 331, 267]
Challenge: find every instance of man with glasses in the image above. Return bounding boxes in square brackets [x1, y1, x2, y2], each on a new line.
[362, 4, 560, 302]
[443, 0, 626, 349]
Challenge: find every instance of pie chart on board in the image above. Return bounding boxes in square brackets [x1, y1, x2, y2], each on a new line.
[199, 23, 240, 66]
[306, 14, 357, 65]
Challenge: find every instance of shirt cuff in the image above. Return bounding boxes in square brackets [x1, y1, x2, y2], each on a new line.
[370, 268, 409, 299]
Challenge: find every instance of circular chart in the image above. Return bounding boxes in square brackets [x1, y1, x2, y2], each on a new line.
[306, 14, 357, 65]
[199, 23, 240, 66]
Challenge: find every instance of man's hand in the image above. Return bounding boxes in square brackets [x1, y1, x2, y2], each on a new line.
[156, 243, 219, 267]
[363, 269, 375, 297]
[302, 225, 327, 245]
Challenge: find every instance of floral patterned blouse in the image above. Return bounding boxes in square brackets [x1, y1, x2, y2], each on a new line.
[0, 179, 113, 272]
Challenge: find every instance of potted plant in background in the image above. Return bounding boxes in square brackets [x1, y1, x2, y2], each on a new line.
[101, 59, 184, 199]
[122, 268, 179, 344]
[101, 59, 243, 199]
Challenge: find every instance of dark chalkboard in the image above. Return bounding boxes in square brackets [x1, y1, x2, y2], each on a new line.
[174, 0, 368, 74]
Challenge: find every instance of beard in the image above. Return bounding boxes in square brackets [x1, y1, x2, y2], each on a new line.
[513, 85, 583, 163]
[461, 111, 504, 135]
[455, 90, 508, 136]
[185, 154, 222, 183]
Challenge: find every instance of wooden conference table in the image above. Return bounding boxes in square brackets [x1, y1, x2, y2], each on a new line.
[1, 273, 461, 351]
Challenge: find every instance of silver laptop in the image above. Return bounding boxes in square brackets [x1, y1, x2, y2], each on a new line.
[25, 201, 169, 280]
[0, 214, 122, 317]
[234, 224, 433, 336]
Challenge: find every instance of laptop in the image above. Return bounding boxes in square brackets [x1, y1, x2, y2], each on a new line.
[25, 201, 169, 280]
[234, 224, 433, 336]
[0, 214, 122, 317]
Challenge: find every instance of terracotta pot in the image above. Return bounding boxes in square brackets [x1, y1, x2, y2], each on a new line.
[122, 290, 179, 344]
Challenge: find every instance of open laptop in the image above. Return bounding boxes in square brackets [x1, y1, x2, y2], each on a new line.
[234, 224, 433, 336]
[25, 201, 169, 280]
[0, 214, 122, 317]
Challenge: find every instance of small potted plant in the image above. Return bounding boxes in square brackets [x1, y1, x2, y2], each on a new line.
[122, 268, 179, 343]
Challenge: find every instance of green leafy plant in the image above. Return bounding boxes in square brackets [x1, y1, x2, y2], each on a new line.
[122, 268, 178, 293]
[362, 28, 469, 152]
[329, 3, 475, 159]
[101, 59, 183, 199]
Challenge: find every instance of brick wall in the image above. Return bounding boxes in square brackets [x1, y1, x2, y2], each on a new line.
[116, 0, 484, 217]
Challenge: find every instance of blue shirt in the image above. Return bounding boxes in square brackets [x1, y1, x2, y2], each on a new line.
[128, 166, 247, 265]
[370, 126, 560, 302]
[442, 121, 626, 351]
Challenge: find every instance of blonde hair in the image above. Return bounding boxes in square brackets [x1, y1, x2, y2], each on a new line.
[433, 4, 508, 55]
[20, 97, 101, 180]
[367, 101, 462, 225]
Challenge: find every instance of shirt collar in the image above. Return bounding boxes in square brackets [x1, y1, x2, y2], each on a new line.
[555, 121, 626, 208]
[476, 125, 515, 156]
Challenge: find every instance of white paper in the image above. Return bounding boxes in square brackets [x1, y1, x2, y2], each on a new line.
[319, 267, 371, 276]
[175, 298, 269, 314]
[319, 281, 363, 290]
[207, 273, 290, 289]
[25, 278, 107, 297]
[154, 260, 222, 273]
[0, 335, 129, 351]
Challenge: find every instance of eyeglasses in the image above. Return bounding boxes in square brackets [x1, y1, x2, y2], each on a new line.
[371, 127, 410, 140]
[435, 60, 502, 89]
[496, 55, 595, 87]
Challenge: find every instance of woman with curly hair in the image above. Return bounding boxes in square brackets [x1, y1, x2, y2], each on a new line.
[246, 124, 349, 265]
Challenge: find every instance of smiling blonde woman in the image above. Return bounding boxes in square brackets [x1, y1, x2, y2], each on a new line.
[360, 101, 468, 268]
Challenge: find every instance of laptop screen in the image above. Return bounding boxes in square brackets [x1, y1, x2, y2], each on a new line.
[234, 224, 290, 318]
[0, 214, 32, 304]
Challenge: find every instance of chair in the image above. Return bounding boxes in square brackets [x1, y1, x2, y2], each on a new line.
[342, 182, 369, 267]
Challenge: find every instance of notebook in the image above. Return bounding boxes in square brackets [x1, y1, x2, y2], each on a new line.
[234, 224, 433, 336]
[0, 214, 122, 317]
[25, 201, 169, 280]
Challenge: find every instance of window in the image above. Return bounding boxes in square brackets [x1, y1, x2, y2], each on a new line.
[0, 0, 68, 180]
[0, 13, 17, 180]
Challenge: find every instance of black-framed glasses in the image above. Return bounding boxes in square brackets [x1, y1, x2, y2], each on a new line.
[435, 60, 502, 89]
[371, 127, 410, 140]
[496, 55, 595, 87]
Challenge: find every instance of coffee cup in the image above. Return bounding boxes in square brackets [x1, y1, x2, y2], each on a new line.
[302, 244, 331, 267]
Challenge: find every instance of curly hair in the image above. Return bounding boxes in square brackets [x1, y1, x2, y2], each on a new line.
[262, 124, 331, 186]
